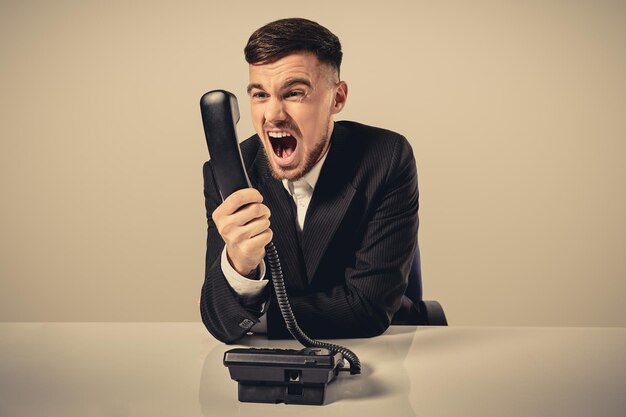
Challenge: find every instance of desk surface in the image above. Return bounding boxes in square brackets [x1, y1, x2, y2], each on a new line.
[0, 323, 624, 417]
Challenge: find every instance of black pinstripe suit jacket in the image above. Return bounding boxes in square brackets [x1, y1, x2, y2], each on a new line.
[200, 121, 419, 342]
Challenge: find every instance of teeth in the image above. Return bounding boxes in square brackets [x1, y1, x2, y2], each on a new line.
[268, 131, 290, 138]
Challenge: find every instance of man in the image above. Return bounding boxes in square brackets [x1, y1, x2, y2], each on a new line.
[201, 18, 419, 342]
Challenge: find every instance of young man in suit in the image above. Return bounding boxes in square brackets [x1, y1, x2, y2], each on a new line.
[201, 18, 419, 342]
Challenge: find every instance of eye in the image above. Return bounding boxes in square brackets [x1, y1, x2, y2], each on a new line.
[251, 91, 269, 101]
[284, 90, 305, 100]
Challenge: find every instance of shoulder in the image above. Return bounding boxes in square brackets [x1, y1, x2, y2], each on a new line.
[335, 120, 413, 158]
[336, 120, 405, 138]
[333, 121, 415, 178]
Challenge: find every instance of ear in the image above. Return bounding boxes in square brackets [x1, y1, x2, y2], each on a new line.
[331, 81, 348, 114]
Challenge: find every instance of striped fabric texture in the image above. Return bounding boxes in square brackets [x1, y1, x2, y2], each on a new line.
[200, 121, 419, 342]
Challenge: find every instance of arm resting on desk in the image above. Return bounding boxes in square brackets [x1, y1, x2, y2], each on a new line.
[391, 299, 448, 326]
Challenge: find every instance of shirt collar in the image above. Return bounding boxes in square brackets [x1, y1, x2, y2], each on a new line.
[282, 145, 329, 195]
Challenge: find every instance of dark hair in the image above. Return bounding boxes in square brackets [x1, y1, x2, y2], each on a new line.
[244, 18, 343, 77]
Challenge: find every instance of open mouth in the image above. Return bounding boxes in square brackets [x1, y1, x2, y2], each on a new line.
[268, 131, 298, 159]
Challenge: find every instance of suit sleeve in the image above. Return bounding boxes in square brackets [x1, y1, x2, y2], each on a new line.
[199, 161, 268, 343]
[273, 136, 419, 339]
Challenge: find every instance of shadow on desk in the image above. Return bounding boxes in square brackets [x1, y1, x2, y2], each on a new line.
[198, 328, 419, 414]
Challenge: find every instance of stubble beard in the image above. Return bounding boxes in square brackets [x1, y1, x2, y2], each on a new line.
[263, 119, 331, 182]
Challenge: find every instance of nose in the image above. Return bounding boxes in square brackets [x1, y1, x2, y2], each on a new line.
[264, 96, 287, 124]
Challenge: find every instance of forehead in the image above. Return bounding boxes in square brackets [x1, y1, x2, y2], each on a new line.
[248, 52, 327, 88]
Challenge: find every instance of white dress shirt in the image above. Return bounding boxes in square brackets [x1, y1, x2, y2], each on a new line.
[220, 149, 329, 333]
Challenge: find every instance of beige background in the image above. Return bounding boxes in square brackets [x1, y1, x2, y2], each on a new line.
[1, 0, 625, 326]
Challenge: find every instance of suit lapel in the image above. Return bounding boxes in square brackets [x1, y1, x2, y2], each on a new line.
[302, 123, 356, 282]
[250, 144, 307, 290]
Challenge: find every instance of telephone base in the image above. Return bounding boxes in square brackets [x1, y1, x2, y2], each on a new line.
[223, 347, 343, 405]
[238, 381, 327, 405]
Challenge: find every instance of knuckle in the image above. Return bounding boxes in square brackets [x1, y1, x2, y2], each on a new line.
[251, 189, 263, 201]
[254, 204, 263, 217]
[224, 228, 237, 242]
[214, 221, 225, 236]
[229, 190, 248, 208]
[221, 222, 233, 236]
[229, 193, 243, 209]
[211, 208, 221, 223]
[245, 204, 258, 218]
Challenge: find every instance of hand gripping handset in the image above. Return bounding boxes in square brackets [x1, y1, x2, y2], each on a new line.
[200, 90, 361, 404]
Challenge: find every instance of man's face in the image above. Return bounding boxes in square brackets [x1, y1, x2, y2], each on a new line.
[247, 52, 347, 181]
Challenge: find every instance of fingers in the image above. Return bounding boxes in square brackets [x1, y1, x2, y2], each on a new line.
[229, 228, 274, 264]
[213, 195, 271, 243]
[210, 187, 273, 276]
[225, 215, 271, 245]
[229, 202, 271, 228]
[213, 188, 264, 218]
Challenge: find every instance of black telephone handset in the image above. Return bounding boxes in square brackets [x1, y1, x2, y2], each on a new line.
[199, 90, 252, 198]
[200, 90, 361, 404]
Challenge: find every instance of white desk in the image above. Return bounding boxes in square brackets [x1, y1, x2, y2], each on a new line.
[1, 323, 624, 416]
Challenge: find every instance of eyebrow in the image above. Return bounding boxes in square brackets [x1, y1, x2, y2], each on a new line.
[246, 78, 313, 95]
[246, 83, 263, 95]
[283, 78, 312, 90]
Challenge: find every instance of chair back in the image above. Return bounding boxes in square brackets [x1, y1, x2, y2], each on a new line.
[405, 247, 423, 304]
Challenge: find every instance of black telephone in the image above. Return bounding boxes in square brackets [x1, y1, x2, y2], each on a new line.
[200, 90, 361, 405]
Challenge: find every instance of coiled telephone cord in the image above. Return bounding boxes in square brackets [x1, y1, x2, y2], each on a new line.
[265, 242, 361, 375]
